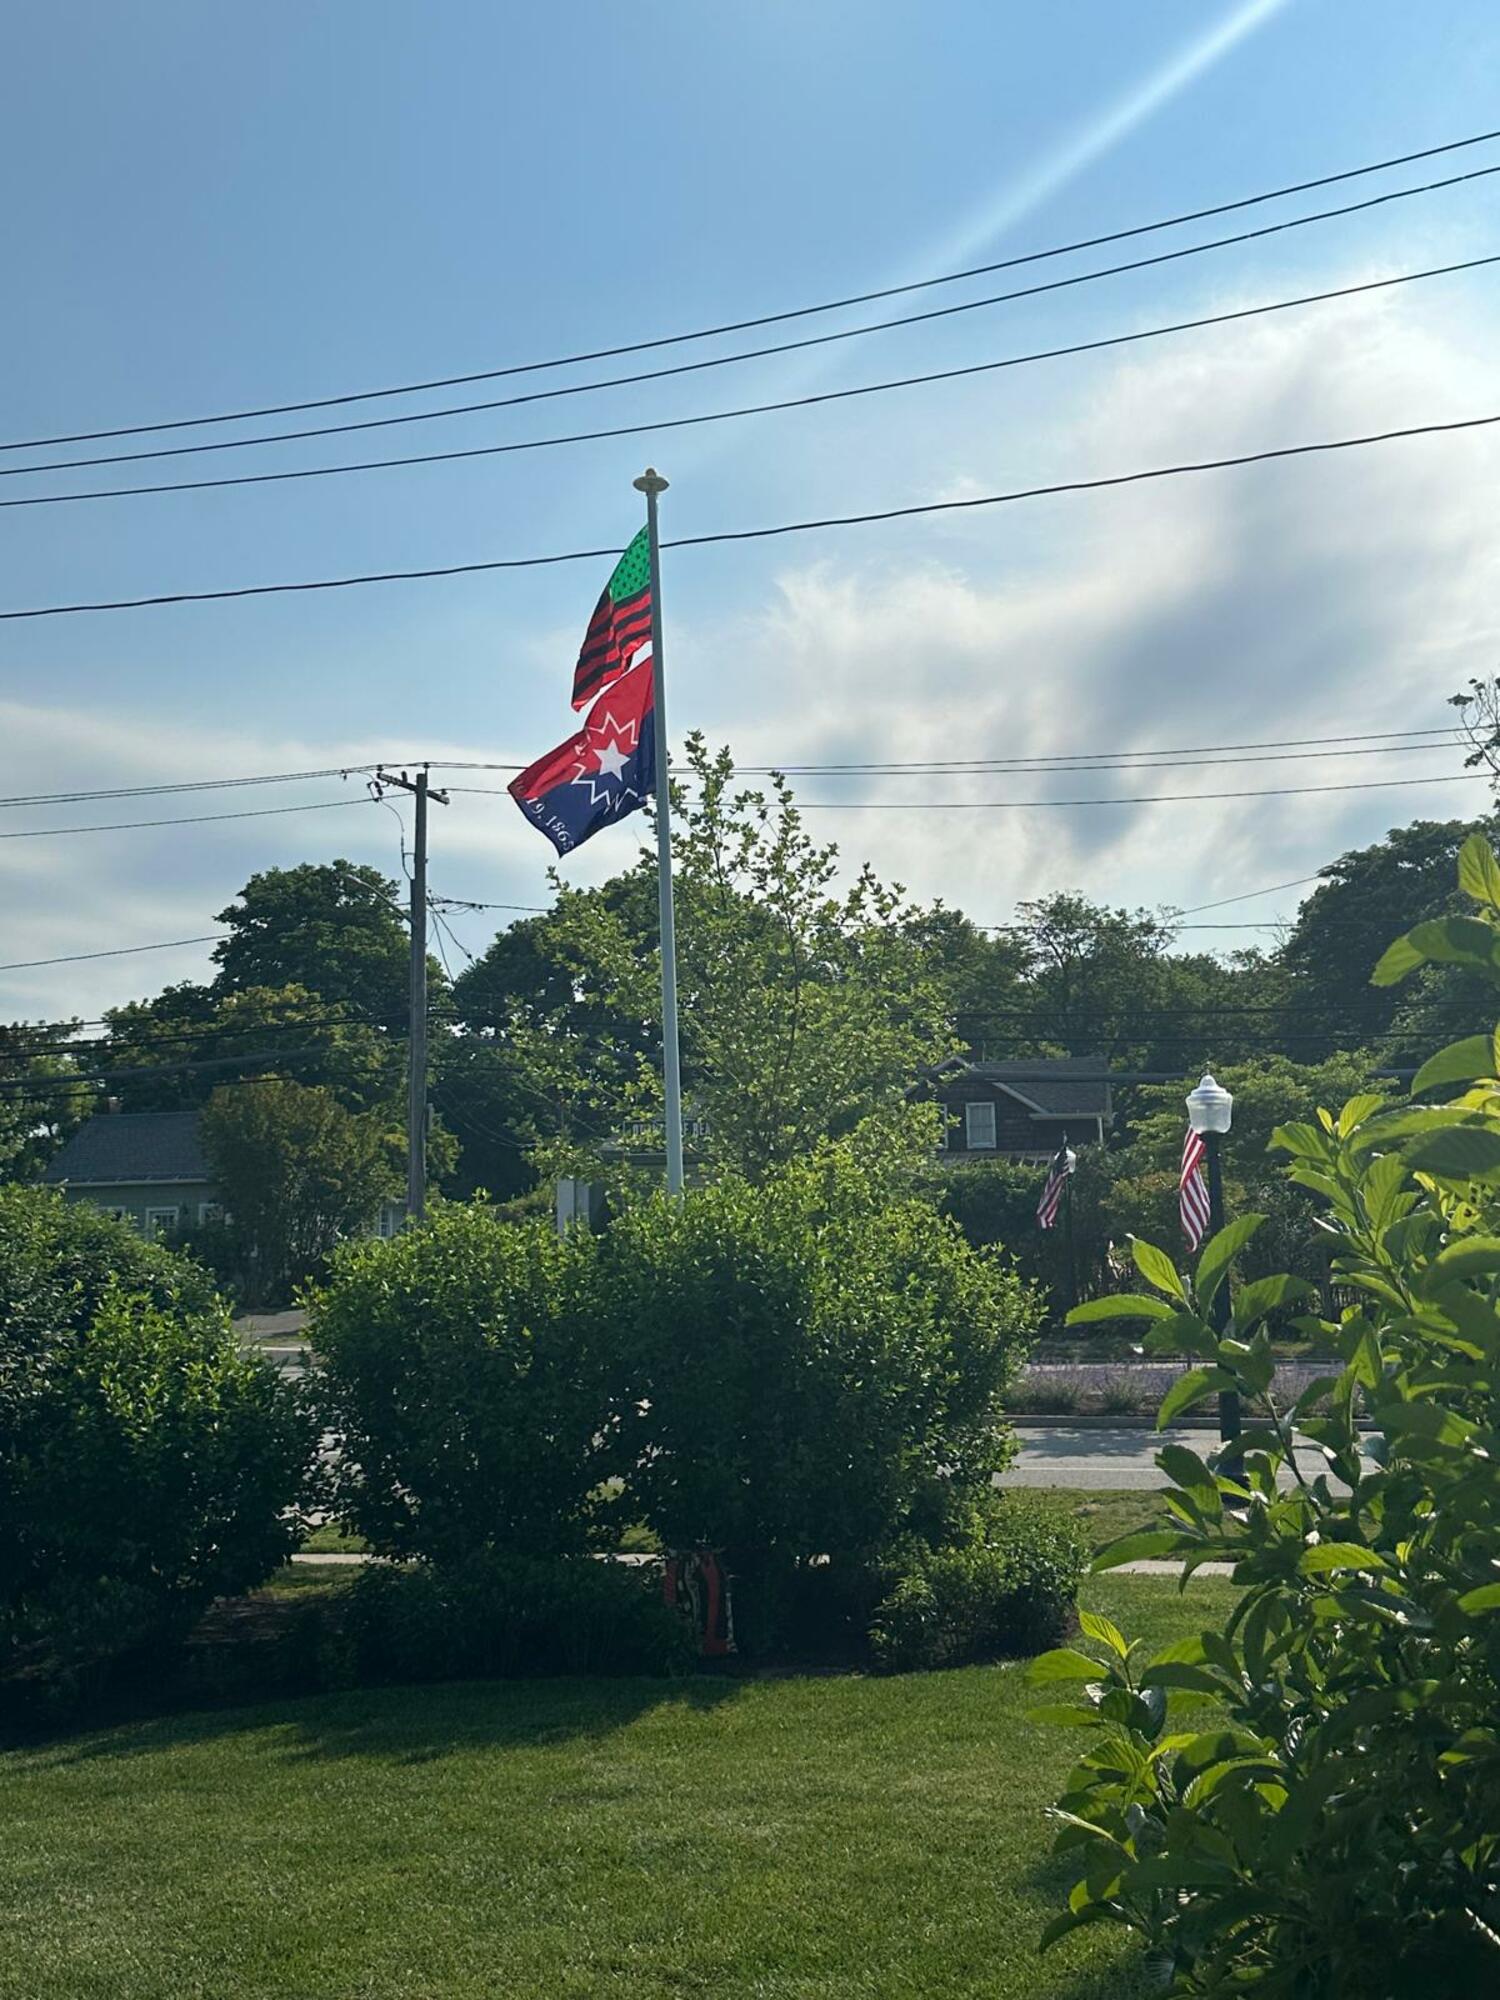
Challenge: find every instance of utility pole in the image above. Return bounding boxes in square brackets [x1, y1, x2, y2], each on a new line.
[372, 766, 450, 1221]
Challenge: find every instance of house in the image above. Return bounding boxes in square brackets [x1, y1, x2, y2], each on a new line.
[41, 1110, 221, 1235]
[925, 1056, 1114, 1163]
[41, 1108, 405, 1238]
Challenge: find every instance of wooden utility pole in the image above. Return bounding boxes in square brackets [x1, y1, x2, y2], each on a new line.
[373, 766, 449, 1221]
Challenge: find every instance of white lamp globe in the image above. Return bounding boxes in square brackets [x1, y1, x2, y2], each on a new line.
[1186, 1073, 1233, 1135]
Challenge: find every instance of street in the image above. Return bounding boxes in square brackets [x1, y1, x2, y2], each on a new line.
[1003, 1423, 1368, 1490]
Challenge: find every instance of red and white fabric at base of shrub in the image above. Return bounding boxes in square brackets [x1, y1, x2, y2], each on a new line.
[662, 1549, 736, 1656]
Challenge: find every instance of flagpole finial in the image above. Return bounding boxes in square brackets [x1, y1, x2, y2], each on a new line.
[633, 467, 669, 496]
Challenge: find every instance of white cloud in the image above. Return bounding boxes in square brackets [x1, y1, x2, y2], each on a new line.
[4, 274, 1497, 1021]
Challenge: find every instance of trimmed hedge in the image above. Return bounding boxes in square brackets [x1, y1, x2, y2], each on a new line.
[868, 1494, 1087, 1671]
[0, 1191, 312, 1680]
[332, 1552, 697, 1682]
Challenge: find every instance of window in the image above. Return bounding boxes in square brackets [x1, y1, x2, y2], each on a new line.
[198, 1202, 224, 1226]
[964, 1102, 997, 1150]
[145, 1205, 179, 1235]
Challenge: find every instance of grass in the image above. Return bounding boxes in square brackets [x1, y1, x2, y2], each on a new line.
[0, 1574, 1230, 2000]
[1050, 1487, 1170, 1551]
[298, 1524, 368, 1555]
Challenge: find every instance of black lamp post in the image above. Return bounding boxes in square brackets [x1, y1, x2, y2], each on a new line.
[1186, 1072, 1240, 1444]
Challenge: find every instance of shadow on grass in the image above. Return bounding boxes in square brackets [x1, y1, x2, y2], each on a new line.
[25, 1670, 746, 1770]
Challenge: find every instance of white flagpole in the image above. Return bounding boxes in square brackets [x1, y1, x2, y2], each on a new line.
[633, 467, 685, 1196]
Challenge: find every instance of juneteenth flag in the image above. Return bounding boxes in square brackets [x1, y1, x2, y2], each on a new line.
[508, 659, 656, 856]
[572, 527, 653, 709]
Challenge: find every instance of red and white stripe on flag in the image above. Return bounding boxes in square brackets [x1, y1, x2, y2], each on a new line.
[1180, 1128, 1212, 1250]
[1036, 1150, 1071, 1230]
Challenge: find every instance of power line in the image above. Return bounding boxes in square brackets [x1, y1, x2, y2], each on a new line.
[0, 765, 388, 811]
[10, 125, 1498, 453]
[9, 245, 1496, 506]
[443, 745, 1460, 797]
[6, 407, 1497, 623]
[0, 1045, 338, 1098]
[0, 935, 221, 973]
[0, 797, 379, 839]
[1173, 872, 1328, 914]
[0, 727, 1457, 815]
[450, 770, 1480, 812]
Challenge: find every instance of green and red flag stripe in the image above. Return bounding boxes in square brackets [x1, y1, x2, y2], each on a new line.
[572, 527, 653, 709]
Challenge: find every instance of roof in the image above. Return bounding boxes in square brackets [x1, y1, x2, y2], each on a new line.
[41, 1110, 211, 1187]
[933, 1056, 1113, 1119]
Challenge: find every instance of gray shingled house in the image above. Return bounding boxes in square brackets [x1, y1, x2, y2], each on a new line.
[41, 1107, 407, 1240]
[40, 1110, 221, 1235]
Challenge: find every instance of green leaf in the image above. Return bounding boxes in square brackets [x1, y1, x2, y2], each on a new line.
[1157, 1443, 1218, 1506]
[1193, 1216, 1265, 1314]
[1457, 1583, 1500, 1614]
[1065, 1294, 1177, 1325]
[1429, 1237, 1500, 1280]
[1404, 1125, 1500, 1181]
[1375, 1399, 1479, 1448]
[1089, 1530, 1186, 1574]
[1079, 1608, 1129, 1659]
[1298, 1542, 1388, 1574]
[1038, 1904, 1114, 1953]
[1294, 1373, 1345, 1417]
[1457, 831, 1500, 909]
[1412, 1035, 1499, 1096]
[1337, 1093, 1388, 1136]
[1233, 1273, 1314, 1331]
[1140, 1662, 1230, 1696]
[1145, 1635, 1208, 1668]
[1373, 915, 1500, 987]
[1371, 931, 1426, 987]
[1030, 1648, 1108, 1684]
[1158, 1367, 1236, 1429]
[1130, 1238, 1188, 1303]
[1028, 1704, 1107, 1728]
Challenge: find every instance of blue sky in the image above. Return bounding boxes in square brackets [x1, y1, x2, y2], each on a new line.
[3, 0, 1499, 1017]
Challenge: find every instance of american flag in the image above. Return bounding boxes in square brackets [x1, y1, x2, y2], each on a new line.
[1180, 1127, 1212, 1249]
[1036, 1142, 1075, 1230]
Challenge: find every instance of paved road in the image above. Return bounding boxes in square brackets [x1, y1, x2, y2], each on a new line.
[1002, 1424, 1364, 1490]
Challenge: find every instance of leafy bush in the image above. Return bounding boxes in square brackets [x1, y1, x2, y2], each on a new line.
[0, 1197, 313, 1674]
[868, 1494, 1086, 1671]
[336, 1551, 696, 1682]
[309, 1203, 616, 1561]
[607, 1145, 1040, 1576]
[1033, 833, 1500, 1994]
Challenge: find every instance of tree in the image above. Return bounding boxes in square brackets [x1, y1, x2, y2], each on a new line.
[200, 1079, 398, 1301]
[1277, 815, 1496, 1056]
[501, 738, 957, 1181]
[212, 859, 439, 1028]
[101, 980, 400, 1114]
[0, 1021, 91, 1179]
[442, 869, 660, 1196]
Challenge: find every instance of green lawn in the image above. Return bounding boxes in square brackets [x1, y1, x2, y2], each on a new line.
[1056, 1487, 1169, 1550]
[0, 1574, 1231, 2000]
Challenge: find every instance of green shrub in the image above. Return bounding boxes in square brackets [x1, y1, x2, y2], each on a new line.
[1, 1267, 313, 1673]
[337, 1551, 696, 1682]
[1034, 834, 1500, 1994]
[607, 1145, 1040, 1582]
[308, 1203, 616, 1561]
[0, 1182, 215, 1357]
[868, 1494, 1086, 1671]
